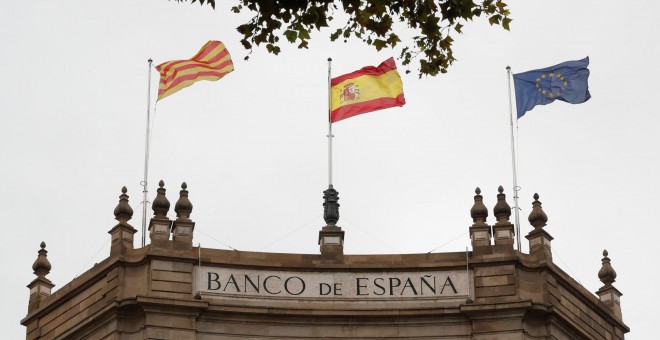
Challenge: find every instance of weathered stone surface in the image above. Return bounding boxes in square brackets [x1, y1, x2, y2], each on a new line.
[21, 241, 628, 339]
[21, 185, 629, 340]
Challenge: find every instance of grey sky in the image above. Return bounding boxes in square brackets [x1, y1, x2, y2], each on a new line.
[1, 0, 657, 338]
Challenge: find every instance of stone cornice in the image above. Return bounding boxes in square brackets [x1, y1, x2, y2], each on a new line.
[516, 255, 629, 332]
[22, 243, 628, 335]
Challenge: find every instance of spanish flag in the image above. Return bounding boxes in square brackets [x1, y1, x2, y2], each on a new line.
[331, 58, 405, 123]
[156, 41, 234, 101]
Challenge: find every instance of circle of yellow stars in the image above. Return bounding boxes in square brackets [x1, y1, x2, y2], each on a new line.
[535, 72, 569, 99]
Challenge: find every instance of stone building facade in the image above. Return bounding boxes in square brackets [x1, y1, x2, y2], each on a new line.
[21, 183, 628, 339]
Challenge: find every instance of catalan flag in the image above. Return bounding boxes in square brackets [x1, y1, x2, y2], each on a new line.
[156, 41, 234, 101]
[330, 58, 405, 123]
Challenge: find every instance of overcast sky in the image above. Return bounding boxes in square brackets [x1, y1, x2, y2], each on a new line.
[2, 0, 658, 338]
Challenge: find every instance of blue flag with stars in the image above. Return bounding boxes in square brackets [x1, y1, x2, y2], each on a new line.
[513, 57, 591, 119]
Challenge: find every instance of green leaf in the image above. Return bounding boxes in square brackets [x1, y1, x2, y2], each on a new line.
[502, 17, 512, 30]
[373, 39, 387, 51]
[387, 33, 401, 47]
[330, 29, 342, 41]
[496, 1, 507, 12]
[282, 11, 292, 23]
[284, 30, 297, 43]
[488, 14, 502, 26]
[299, 29, 311, 40]
[439, 35, 454, 50]
[236, 24, 251, 35]
[240, 39, 252, 49]
[254, 33, 266, 45]
[192, 0, 215, 8]
[217, 0, 516, 77]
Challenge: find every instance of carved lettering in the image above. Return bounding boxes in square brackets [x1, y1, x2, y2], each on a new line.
[420, 275, 436, 295]
[200, 268, 467, 299]
[401, 278, 418, 295]
[223, 274, 240, 292]
[263, 275, 281, 295]
[284, 276, 305, 295]
[389, 278, 401, 296]
[440, 276, 458, 294]
[356, 278, 369, 296]
[373, 278, 386, 296]
[333, 283, 342, 296]
[244, 275, 260, 293]
[208, 272, 221, 290]
[319, 282, 332, 295]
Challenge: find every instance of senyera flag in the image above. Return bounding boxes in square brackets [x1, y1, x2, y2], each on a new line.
[156, 41, 234, 101]
[330, 58, 405, 123]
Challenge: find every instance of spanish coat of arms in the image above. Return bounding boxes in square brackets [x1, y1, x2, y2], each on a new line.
[339, 82, 360, 104]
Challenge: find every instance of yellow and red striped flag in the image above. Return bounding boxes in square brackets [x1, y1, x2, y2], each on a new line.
[330, 58, 405, 123]
[156, 41, 234, 101]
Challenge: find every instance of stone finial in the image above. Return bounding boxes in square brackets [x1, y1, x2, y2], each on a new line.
[32, 242, 51, 279]
[27, 241, 55, 313]
[171, 182, 195, 249]
[470, 187, 488, 225]
[491, 186, 515, 250]
[528, 193, 548, 229]
[598, 249, 617, 287]
[109, 187, 137, 255]
[152, 180, 170, 218]
[323, 185, 340, 226]
[113, 186, 133, 225]
[469, 187, 492, 253]
[595, 249, 624, 320]
[525, 193, 553, 258]
[174, 182, 193, 221]
[493, 185, 512, 224]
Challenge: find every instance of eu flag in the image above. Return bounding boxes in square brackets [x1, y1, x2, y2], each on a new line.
[513, 57, 591, 119]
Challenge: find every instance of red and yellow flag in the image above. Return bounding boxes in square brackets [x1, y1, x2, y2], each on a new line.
[156, 41, 234, 101]
[330, 58, 405, 123]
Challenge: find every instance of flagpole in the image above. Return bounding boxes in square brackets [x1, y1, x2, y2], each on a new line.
[506, 66, 522, 252]
[141, 58, 153, 248]
[327, 57, 333, 186]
